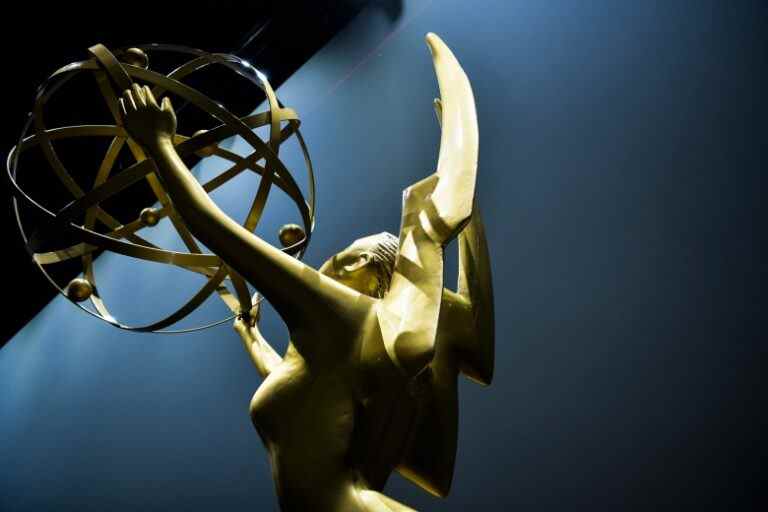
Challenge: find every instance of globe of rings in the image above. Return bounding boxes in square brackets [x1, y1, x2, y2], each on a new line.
[6, 44, 316, 333]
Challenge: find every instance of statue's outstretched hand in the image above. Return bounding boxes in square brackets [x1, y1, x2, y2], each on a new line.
[233, 298, 262, 333]
[232, 299, 282, 378]
[119, 84, 177, 150]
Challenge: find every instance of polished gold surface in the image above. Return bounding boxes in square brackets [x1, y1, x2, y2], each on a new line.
[115, 33, 493, 511]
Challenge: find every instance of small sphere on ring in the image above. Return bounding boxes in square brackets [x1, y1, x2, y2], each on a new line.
[67, 278, 93, 302]
[278, 224, 306, 248]
[122, 48, 149, 68]
[140, 207, 160, 227]
[193, 130, 217, 157]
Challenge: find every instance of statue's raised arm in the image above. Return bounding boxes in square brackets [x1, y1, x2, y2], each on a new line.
[119, 84, 370, 339]
[375, 33, 480, 377]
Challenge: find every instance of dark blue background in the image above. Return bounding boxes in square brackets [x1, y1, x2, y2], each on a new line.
[1, 1, 764, 509]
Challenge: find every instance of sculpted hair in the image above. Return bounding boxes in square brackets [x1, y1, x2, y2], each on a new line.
[368, 232, 399, 298]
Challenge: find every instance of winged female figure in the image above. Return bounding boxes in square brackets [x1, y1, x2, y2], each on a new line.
[121, 33, 493, 511]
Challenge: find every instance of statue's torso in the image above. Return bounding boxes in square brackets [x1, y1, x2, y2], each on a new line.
[249, 347, 361, 509]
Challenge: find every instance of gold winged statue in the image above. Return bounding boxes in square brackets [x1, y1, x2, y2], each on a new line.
[120, 33, 493, 511]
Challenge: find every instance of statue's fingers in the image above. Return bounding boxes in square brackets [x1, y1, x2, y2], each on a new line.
[132, 83, 147, 107]
[144, 86, 160, 109]
[122, 89, 137, 111]
[118, 98, 127, 118]
[161, 96, 173, 113]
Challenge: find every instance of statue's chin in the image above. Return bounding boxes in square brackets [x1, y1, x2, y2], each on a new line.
[331, 274, 378, 298]
[334, 276, 365, 295]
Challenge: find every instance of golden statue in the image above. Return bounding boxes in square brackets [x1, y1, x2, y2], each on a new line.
[120, 33, 492, 510]
[9, 33, 493, 511]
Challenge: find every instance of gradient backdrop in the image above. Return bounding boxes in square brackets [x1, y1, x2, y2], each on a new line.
[1, 1, 764, 509]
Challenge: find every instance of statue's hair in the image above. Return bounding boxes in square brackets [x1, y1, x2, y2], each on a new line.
[366, 232, 399, 298]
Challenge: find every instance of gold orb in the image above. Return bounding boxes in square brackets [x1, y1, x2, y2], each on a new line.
[140, 207, 160, 227]
[278, 223, 306, 248]
[67, 278, 93, 302]
[193, 130, 217, 157]
[122, 47, 149, 68]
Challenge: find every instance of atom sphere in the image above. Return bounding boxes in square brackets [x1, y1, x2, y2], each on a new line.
[7, 44, 316, 333]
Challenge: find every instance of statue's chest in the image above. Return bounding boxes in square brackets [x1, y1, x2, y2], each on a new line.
[249, 361, 307, 437]
[249, 359, 356, 445]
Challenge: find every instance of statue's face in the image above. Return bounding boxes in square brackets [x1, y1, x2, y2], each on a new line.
[319, 239, 381, 297]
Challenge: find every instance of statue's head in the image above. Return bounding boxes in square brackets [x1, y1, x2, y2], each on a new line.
[319, 232, 399, 298]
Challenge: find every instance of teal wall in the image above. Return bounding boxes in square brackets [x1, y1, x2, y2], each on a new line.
[1, 1, 764, 509]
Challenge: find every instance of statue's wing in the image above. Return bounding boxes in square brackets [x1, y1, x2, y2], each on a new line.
[362, 34, 487, 498]
[428, 33, 492, 385]
[375, 173, 445, 377]
[455, 207, 494, 386]
[423, 32, 479, 242]
[393, 36, 489, 495]
[375, 33, 479, 378]
[394, 208, 494, 498]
